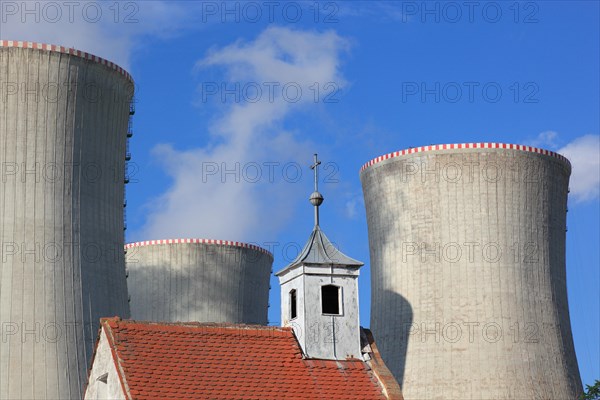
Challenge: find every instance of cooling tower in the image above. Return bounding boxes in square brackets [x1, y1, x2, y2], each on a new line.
[125, 239, 273, 324]
[0, 41, 131, 399]
[360, 143, 582, 399]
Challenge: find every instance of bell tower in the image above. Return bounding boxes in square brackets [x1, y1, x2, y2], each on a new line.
[276, 154, 364, 360]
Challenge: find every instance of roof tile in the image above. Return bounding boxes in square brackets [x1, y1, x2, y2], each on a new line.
[101, 319, 387, 399]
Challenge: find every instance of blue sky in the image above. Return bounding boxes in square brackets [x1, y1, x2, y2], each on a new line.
[3, 0, 598, 387]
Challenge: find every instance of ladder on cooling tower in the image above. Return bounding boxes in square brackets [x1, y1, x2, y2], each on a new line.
[124, 97, 135, 239]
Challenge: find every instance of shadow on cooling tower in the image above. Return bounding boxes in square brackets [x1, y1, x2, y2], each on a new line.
[372, 289, 413, 390]
[126, 250, 247, 323]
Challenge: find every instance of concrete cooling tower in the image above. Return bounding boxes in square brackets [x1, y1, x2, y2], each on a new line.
[0, 41, 132, 399]
[360, 143, 582, 399]
[125, 239, 273, 324]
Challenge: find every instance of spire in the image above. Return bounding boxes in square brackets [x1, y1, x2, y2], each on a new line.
[309, 154, 324, 227]
[276, 154, 363, 273]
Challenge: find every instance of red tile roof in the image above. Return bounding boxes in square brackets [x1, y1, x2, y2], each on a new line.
[99, 318, 389, 399]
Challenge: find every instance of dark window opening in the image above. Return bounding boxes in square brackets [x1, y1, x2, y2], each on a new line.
[321, 285, 340, 315]
[290, 289, 297, 319]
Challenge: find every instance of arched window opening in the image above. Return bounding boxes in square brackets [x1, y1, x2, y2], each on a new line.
[290, 289, 297, 319]
[321, 285, 340, 315]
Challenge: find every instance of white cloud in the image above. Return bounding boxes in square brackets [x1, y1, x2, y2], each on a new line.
[525, 132, 599, 203]
[137, 27, 349, 243]
[0, 1, 195, 69]
[345, 199, 357, 219]
[528, 130, 559, 149]
[558, 135, 600, 203]
[344, 193, 364, 219]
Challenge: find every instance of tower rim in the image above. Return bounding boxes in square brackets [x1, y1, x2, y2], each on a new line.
[360, 142, 571, 174]
[124, 238, 273, 258]
[0, 40, 134, 83]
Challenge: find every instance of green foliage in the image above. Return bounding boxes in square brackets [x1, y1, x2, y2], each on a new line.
[582, 380, 600, 400]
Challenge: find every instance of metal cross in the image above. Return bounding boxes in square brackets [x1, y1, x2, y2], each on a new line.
[310, 154, 321, 193]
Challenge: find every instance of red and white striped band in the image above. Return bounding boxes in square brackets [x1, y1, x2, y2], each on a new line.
[360, 142, 570, 173]
[125, 238, 273, 258]
[0, 40, 133, 82]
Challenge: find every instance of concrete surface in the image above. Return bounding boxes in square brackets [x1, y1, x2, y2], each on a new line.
[0, 43, 131, 399]
[360, 144, 582, 399]
[125, 240, 273, 325]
